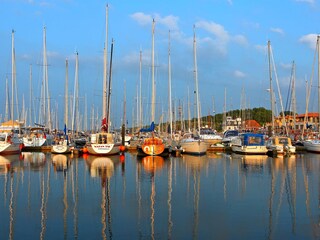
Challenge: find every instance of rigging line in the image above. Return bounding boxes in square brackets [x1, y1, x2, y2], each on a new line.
[270, 45, 288, 134]
[302, 37, 318, 137]
[285, 62, 294, 112]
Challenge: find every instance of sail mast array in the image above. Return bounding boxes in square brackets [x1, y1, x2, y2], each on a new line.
[38, 26, 51, 129]
[267, 41, 275, 135]
[11, 30, 15, 126]
[151, 19, 156, 123]
[103, 4, 109, 121]
[106, 39, 114, 133]
[71, 52, 79, 133]
[29, 64, 33, 126]
[64, 59, 69, 128]
[193, 26, 201, 132]
[168, 30, 173, 138]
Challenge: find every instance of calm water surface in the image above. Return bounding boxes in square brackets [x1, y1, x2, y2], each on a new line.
[0, 151, 320, 239]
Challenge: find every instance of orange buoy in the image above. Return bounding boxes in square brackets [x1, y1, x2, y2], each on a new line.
[82, 153, 88, 160]
[120, 145, 126, 152]
[120, 154, 125, 162]
[82, 147, 88, 153]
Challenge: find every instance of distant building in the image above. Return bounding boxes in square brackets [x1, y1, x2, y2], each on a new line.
[244, 120, 261, 131]
[223, 116, 241, 131]
[270, 112, 319, 132]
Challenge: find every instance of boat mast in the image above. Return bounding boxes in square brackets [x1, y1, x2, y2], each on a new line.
[84, 94, 88, 131]
[43, 26, 51, 130]
[11, 30, 15, 127]
[187, 87, 191, 131]
[193, 26, 201, 132]
[123, 80, 126, 128]
[103, 4, 109, 121]
[71, 52, 79, 133]
[223, 88, 226, 132]
[268, 40, 275, 136]
[168, 30, 173, 138]
[151, 19, 156, 123]
[106, 39, 114, 133]
[5, 76, 9, 122]
[139, 50, 143, 129]
[29, 64, 33, 126]
[64, 58, 69, 128]
[291, 61, 297, 131]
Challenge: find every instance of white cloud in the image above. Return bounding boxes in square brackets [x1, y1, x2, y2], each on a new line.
[195, 20, 248, 55]
[233, 34, 248, 46]
[270, 27, 284, 35]
[130, 12, 153, 26]
[196, 21, 230, 42]
[154, 14, 179, 31]
[234, 70, 246, 78]
[130, 12, 179, 31]
[299, 34, 318, 49]
[196, 21, 229, 54]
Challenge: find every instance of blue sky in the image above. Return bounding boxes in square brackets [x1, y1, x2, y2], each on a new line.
[0, 0, 320, 129]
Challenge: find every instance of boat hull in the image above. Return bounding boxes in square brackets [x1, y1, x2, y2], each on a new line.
[51, 145, 72, 154]
[231, 145, 268, 155]
[180, 140, 208, 155]
[303, 140, 320, 153]
[23, 135, 53, 147]
[87, 143, 120, 155]
[137, 137, 169, 157]
[0, 142, 21, 155]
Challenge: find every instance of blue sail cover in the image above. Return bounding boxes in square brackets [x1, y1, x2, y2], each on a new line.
[139, 122, 155, 133]
[243, 133, 264, 146]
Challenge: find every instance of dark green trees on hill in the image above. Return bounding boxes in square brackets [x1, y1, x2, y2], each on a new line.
[200, 107, 272, 131]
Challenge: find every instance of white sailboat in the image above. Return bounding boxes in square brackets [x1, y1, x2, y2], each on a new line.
[22, 27, 54, 148]
[265, 40, 296, 155]
[86, 5, 121, 156]
[0, 30, 21, 155]
[137, 19, 169, 157]
[180, 26, 208, 155]
[303, 35, 320, 153]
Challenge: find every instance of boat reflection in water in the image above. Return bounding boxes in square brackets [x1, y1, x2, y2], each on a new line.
[84, 154, 120, 180]
[0, 155, 18, 175]
[182, 154, 209, 239]
[52, 154, 71, 172]
[3, 152, 320, 239]
[141, 155, 165, 174]
[84, 154, 121, 239]
[231, 153, 268, 173]
[22, 152, 46, 170]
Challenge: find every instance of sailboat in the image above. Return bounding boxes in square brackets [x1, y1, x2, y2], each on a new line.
[51, 125, 72, 154]
[303, 35, 320, 153]
[86, 6, 121, 156]
[179, 26, 208, 155]
[137, 19, 169, 157]
[22, 27, 54, 149]
[0, 30, 22, 155]
[265, 40, 296, 155]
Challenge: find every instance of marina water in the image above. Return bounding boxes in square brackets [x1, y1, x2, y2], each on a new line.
[0, 151, 319, 239]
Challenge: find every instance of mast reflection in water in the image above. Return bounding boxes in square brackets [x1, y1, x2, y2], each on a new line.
[2, 152, 320, 239]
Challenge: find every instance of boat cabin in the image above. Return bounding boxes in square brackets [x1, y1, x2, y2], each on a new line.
[240, 133, 265, 146]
